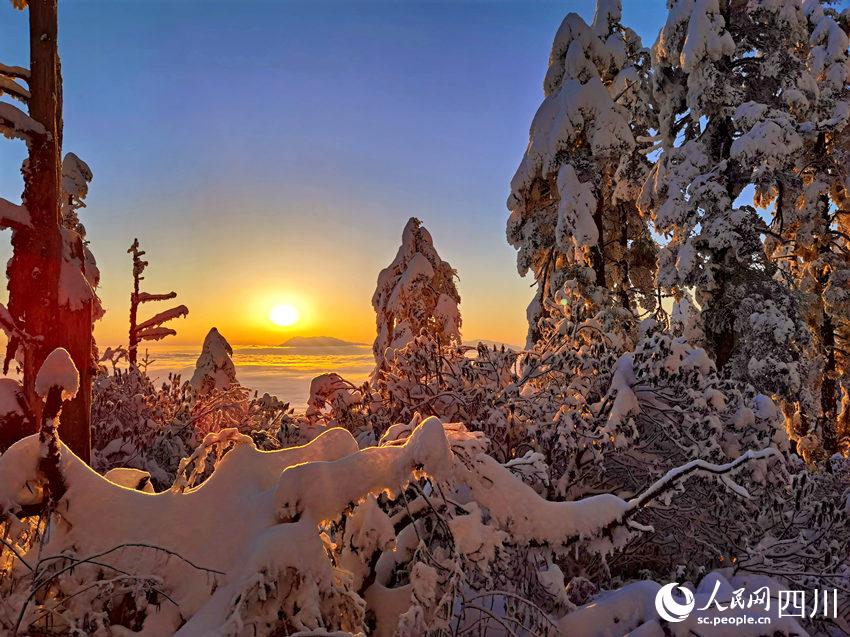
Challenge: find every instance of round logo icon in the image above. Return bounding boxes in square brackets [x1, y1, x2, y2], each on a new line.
[655, 583, 695, 623]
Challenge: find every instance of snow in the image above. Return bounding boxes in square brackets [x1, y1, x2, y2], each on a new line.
[34, 347, 79, 401]
[61, 152, 92, 202]
[136, 290, 177, 303]
[3, 1, 850, 635]
[276, 417, 451, 522]
[372, 217, 461, 372]
[556, 163, 598, 248]
[0, 101, 46, 141]
[0, 378, 26, 417]
[679, 0, 735, 73]
[137, 304, 189, 331]
[0, 425, 361, 635]
[136, 326, 178, 342]
[559, 572, 807, 637]
[59, 229, 99, 311]
[0, 196, 29, 228]
[190, 327, 238, 393]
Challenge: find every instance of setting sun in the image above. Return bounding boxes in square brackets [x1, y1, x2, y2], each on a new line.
[269, 303, 299, 327]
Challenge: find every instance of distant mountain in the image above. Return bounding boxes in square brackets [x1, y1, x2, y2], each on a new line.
[279, 336, 366, 348]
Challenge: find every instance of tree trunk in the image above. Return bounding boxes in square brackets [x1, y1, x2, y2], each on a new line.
[58, 233, 93, 463]
[129, 280, 139, 367]
[819, 311, 838, 454]
[591, 171, 609, 290]
[9, 0, 63, 422]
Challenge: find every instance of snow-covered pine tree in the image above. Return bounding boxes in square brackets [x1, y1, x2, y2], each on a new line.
[0, 0, 100, 462]
[371, 217, 461, 375]
[752, 2, 850, 455]
[127, 238, 189, 365]
[507, 0, 657, 347]
[641, 0, 812, 414]
[190, 327, 238, 395]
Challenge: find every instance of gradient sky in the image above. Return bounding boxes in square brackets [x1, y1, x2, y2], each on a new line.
[0, 1, 668, 347]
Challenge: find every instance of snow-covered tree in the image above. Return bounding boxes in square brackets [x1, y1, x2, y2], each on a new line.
[190, 327, 238, 395]
[372, 217, 461, 375]
[0, 1, 103, 463]
[750, 2, 850, 455]
[127, 238, 189, 365]
[507, 0, 657, 346]
[639, 0, 814, 415]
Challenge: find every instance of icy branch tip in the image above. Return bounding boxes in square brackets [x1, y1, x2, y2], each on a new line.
[35, 347, 79, 401]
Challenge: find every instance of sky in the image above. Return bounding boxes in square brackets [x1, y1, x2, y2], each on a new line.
[0, 0, 669, 348]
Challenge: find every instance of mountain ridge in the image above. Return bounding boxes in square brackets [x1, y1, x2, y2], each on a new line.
[279, 335, 367, 348]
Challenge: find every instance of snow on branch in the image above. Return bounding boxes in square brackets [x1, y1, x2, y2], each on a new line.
[275, 416, 452, 522]
[625, 447, 780, 511]
[0, 425, 361, 634]
[136, 326, 177, 342]
[0, 197, 30, 229]
[136, 290, 177, 303]
[0, 100, 45, 141]
[463, 441, 780, 552]
[0, 75, 29, 103]
[137, 305, 189, 331]
[34, 348, 79, 402]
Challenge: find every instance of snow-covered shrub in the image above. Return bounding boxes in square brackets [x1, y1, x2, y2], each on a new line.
[92, 340, 295, 488]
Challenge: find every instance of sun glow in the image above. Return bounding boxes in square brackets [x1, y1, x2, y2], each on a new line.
[269, 303, 300, 327]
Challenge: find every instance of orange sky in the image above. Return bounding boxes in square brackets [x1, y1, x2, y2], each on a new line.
[87, 218, 530, 349]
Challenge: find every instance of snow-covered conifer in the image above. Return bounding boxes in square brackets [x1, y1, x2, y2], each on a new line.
[639, 0, 815, 412]
[507, 0, 657, 345]
[752, 2, 850, 454]
[190, 328, 238, 395]
[372, 217, 461, 373]
[1, 3, 102, 463]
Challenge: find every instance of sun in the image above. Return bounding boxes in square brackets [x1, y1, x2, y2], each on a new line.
[269, 303, 300, 327]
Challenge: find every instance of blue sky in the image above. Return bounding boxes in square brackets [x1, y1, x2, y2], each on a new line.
[0, 1, 669, 345]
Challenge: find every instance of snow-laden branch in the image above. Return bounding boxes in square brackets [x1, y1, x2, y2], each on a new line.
[135, 290, 177, 304]
[0, 425, 362, 634]
[136, 326, 177, 342]
[0, 101, 45, 141]
[275, 417, 452, 522]
[626, 448, 779, 511]
[0, 197, 30, 229]
[464, 444, 780, 551]
[137, 304, 188, 331]
[0, 76, 29, 103]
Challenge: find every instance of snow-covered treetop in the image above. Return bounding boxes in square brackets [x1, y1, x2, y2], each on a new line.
[34, 348, 80, 402]
[509, 0, 650, 204]
[372, 217, 461, 372]
[190, 327, 238, 394]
